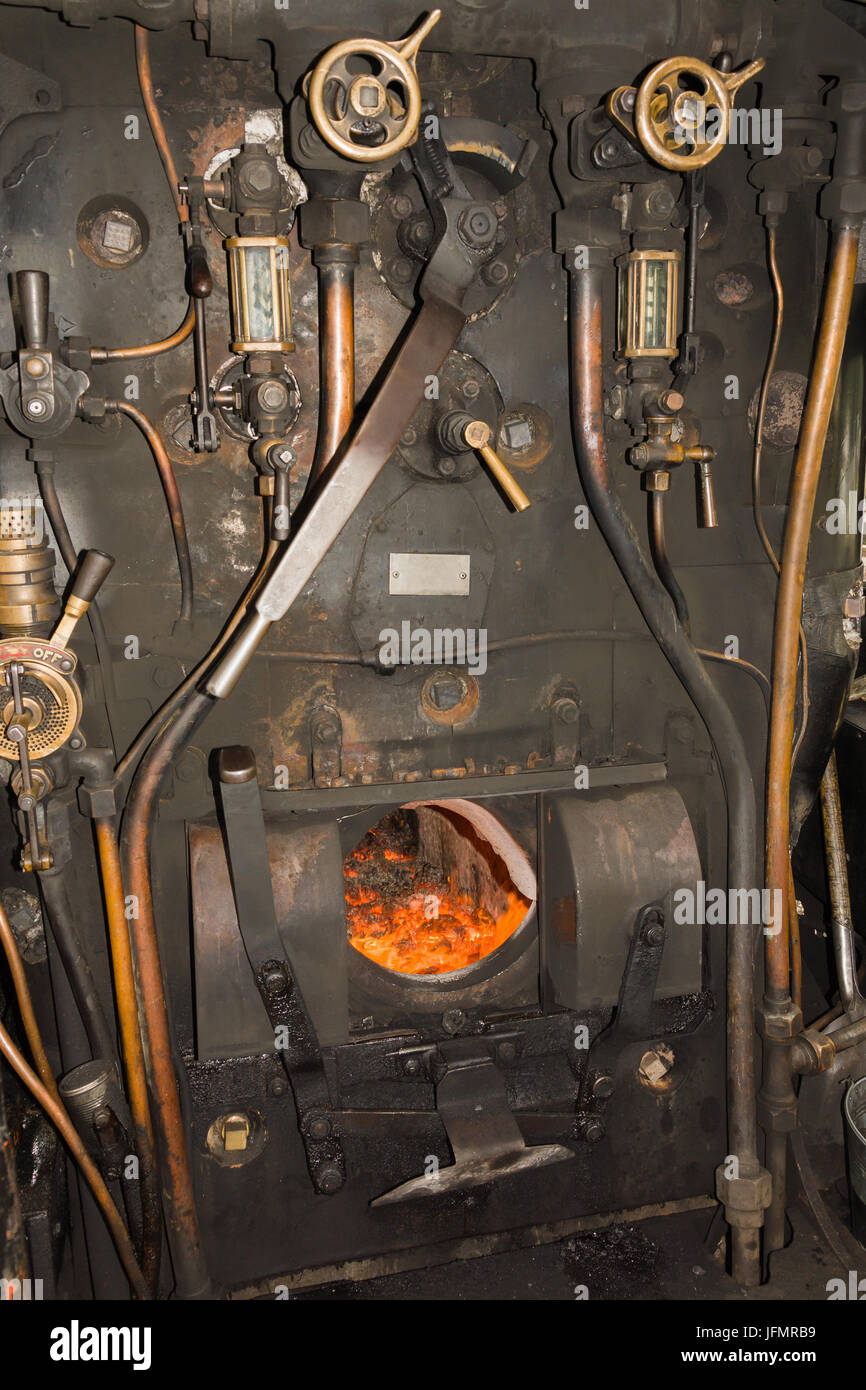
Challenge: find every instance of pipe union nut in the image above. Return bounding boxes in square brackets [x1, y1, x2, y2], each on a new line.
[759, 1000, 803, 1040]
[715, 1163, 772, 1218]
[793, 1027, 836, 1075]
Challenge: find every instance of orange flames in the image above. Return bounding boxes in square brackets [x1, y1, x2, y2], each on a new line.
[345, 821, 528, 976]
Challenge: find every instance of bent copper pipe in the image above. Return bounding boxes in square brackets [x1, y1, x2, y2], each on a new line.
[568, 256, 762, 1285]
[309, 249, 357, 486]
[90, 302, 195, 363]
[107, 400, 194, 623]
[95, 818, 162, 1292]
[121, 691, 214, 1299]
[762, 222, 860, 1257]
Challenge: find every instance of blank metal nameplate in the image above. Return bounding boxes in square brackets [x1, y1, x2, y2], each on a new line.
[388, 553, 471, 596]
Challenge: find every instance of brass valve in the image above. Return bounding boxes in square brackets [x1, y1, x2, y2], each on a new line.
[628, 395, 718, 529]
[306, 10, 441, 163]
[607, 55, 766, 172]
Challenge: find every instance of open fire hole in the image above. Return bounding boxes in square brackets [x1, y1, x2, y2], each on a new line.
[344, 803, 532, 976]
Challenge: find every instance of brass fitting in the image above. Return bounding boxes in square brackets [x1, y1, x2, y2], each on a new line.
[0, 507, 59, 636]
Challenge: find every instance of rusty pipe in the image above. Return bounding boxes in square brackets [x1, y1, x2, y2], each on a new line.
[309, 251, 357, 486]
[107, 400, 194, 624]
[95, 818, 162, 1291]
[568, 255, 762, 1285]
[120, 690, 214, 1299]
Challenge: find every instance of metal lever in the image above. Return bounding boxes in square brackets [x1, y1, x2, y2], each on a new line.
[182, 205, 219, 453]
[5, 661, 48, 870]
[692, 448, 718, 528]
[441, 413, 531, 512]
[51, 549, 115, 649]
[15, 270, 50, 351]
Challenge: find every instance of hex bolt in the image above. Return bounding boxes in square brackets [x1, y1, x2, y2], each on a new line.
[389, 193, 414, 219]
[400, 426, 417, 447]
[481, 259, 509, 287]
[442, 1008, 465, 1035]
[307, 1113, 331, 1140]
[269, 1076, 287, 1097]
[388, 255, 415, 284]
[403, 1056, 422, 1076]
[552, 696, 579, 725]
[257, 380, 289, 412]
[457, 205, 497, 249]
[437, 456, 457, 476]
[584, 1119, 605, 1143]
[591, 1074, 615, 1100]
[262, 961, 289, 997]
[315, 1163, 344, 1194]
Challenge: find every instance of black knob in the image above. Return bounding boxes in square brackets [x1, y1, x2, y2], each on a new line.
[15, 270, 50, 351]
[70, 549, 115, 605]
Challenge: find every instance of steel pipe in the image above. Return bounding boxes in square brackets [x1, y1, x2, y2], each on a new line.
[568, 256, 763, 1285]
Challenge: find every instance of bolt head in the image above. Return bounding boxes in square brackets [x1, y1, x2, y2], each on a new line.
[442, 1008, 465, 1035]
[262, 962, 289, 997]
[315, 1163, 344, 1195]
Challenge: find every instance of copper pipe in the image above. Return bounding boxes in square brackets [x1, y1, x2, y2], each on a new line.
[309, 255, 356, 486]
[0, 1012, 148, 1298]
[765, 225, 860, 998]
[134, 24, 187, 224]
[94, 818, 162, 1291]
[90, 302, 195, 363]
[108, 400, 194, 623]
[762, 223, 860, 1259]
[0, 898, 60, 1102]
[121, 692, 213, 1299]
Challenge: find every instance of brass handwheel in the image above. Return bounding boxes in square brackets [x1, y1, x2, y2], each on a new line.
[307, 10, 441, 163]
[633, 55, 765, 172]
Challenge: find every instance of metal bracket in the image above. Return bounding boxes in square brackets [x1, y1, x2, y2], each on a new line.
[578, 903, 668, 1134]
[216, 746, 346, 1194]
[373, 1036, 573, 1205]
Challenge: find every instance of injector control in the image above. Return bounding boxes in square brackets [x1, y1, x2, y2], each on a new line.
[0, 270, 90, 439]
